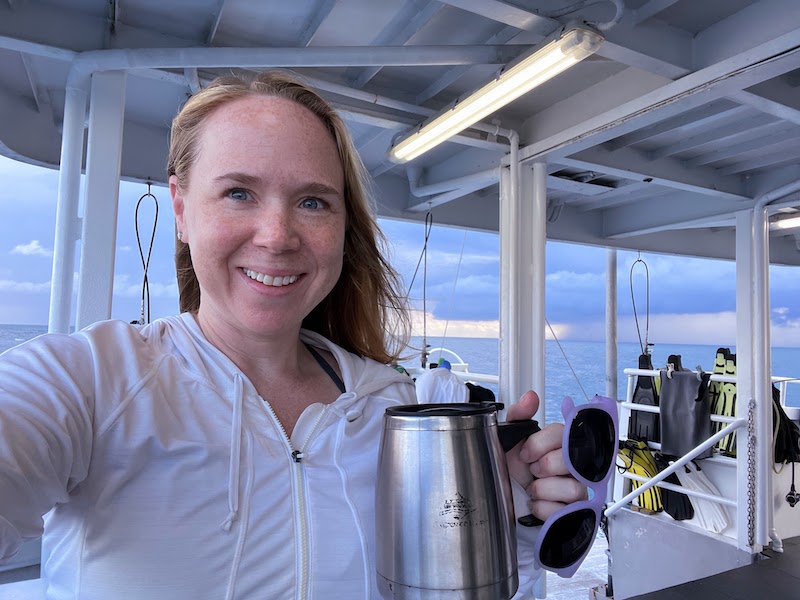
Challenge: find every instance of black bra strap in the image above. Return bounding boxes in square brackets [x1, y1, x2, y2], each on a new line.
[305, 344, 346, 394]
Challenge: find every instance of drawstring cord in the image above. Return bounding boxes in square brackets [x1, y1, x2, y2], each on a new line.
[221, 373, 244, 531]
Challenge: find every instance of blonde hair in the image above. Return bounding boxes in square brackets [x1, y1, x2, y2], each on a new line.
[167, 71, 410, 364]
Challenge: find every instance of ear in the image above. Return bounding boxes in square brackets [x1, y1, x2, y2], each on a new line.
[170, 175, 188, 243]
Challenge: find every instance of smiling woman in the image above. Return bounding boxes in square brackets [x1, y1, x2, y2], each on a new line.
[0, 70, 582, 600]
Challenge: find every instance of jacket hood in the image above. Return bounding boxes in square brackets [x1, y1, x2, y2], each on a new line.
[164, 313, 414, 415]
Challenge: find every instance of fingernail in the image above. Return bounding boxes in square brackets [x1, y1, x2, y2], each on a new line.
[519, 450, 530, 462]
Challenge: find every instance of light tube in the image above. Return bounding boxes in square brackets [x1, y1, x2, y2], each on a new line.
[390, 26, 604, 163]
[772, 215, 800, 230]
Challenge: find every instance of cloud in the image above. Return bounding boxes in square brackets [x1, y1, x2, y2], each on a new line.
[11, 240, 53, 258]
[0, 279, 51, 293]
[112, 274, 178, 299]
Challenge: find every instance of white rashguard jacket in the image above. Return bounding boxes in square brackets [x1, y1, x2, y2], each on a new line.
[0, 314, 541, 599]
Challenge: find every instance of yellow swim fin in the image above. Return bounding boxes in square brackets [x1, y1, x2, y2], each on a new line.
[716, 351, 737, 457]
[709, 348, 728, 448]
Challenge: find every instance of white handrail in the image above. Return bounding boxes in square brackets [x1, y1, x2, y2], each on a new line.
[619, 471, 737, 507]
[606, 417, 746, 518]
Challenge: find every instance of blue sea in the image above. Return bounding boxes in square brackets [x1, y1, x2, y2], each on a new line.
[2, 325, 799, 424]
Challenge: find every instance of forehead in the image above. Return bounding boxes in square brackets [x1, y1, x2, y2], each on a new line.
[193, 95, 344, 184]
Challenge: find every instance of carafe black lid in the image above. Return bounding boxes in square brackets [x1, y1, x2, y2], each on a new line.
[385, 401, 504, 417]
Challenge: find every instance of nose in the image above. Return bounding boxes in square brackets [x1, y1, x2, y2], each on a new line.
[252, 203, 301, 252]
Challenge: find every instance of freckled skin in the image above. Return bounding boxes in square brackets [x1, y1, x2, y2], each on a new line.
[170, 96, 346, 348]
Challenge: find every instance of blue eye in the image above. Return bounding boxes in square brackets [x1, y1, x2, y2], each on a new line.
[228, 189, 248, 201]
[301, 198, 321, 209]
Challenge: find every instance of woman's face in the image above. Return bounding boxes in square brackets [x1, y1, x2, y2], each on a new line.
[170, 95, 346, 341]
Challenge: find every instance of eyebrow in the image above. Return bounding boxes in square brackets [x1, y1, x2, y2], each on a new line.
[212, 172, 342, 196]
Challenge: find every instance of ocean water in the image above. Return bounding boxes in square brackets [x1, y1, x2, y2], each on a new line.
[404, 335, 800, 423]
[2, 325, 798, 424]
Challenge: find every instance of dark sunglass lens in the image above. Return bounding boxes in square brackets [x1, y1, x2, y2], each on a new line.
[539, 508, 597, 570]
[568, 408, 615, 483]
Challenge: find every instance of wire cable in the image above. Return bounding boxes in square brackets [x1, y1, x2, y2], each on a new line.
[404, 212, 433, 368]
[439, 228, 468, 353]
[630, 252, 651, 355]
[133, 183, 159, 325]
[546, 318, 590, 402]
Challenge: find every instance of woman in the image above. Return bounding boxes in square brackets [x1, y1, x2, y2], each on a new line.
[0, 71, 583, 599]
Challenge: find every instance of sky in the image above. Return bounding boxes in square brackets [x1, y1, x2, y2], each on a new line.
[3, 153, 800, 347]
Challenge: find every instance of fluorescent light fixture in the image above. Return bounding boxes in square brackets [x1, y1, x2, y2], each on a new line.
[772, 214, 800, 230]
[390, 26, 604, 163]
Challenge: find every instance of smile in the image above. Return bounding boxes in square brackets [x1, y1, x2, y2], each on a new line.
[243, 268, 299, 287]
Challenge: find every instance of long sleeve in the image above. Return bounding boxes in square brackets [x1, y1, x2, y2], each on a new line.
[511, 479, 543, 599]
[0, 334, 96, 561]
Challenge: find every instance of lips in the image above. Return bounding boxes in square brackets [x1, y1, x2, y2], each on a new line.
[243, 268, 299, 287]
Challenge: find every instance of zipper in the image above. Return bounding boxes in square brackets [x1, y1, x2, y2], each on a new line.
[260, 399, 328, 600]
[294, 406, 329, 599]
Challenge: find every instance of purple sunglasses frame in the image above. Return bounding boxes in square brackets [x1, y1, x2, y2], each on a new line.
[533, 394, 619, 578]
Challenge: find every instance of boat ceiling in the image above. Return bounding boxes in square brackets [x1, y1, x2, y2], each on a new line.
[2, 0, 800, 264]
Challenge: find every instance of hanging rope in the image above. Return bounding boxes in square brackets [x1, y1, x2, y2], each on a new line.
[405, 212, 434, 368]
[133, 183, 159, 325]
[438, 229, 468, 353]
[546, 318, 590, 402]
[629, 252, 651, 355]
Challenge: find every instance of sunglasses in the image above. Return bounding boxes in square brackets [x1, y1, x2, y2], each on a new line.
[523, 394, 618, 578]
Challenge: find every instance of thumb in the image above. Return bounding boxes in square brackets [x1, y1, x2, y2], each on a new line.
[505, 390, 540, 422]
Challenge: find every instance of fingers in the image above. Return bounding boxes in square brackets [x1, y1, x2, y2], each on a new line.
[525, 475, 588, 521]
[505, 390, 540, 422]
[518, 423, 564, 466]
[527, 475, 588, 505]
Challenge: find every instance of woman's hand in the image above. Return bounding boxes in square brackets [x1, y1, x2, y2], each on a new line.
[505, 391, 588, 521]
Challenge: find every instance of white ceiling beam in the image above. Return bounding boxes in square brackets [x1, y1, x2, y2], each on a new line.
[581, 188, 673, 212]
[300, 0, 339, 47]
[561, 145, 749, 200]
[648, 113, 776, 160]
[602, 194, 746, 239]
[728, 90, 800, 126]
[334, 103, 508, 152]
[437, 0, 554, 36]
[685, 124, 800, 168]
[694, 0, 800, 69]
[348, 0, 443, 89]
[573, 182, 660, 210]
[518, 28, 800, 163]
[414, 24, 518, 104]
[438, 0, 693, 79]
[19, 51, 41, 111]
[605, 100, 743, 150]
[716, 142, 800, 176]
[546, 175, 614, 196]
[632, 0, 682, 25]
[206, 0, 228, 46]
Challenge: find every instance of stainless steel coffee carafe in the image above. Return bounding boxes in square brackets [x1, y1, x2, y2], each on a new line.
[375, 402, 539, 599]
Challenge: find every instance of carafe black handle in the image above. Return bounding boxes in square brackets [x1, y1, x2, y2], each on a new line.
[497, 418, 540, 452]
[497, 419, 546, 528]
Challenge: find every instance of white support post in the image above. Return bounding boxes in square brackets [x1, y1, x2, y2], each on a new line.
[499, 134, 521, 407]
[530, 162, 547, 423]
[517, 164, 534, 408]
[48, 76, 89, 334]
[606, 249, 618, 400]
[75, 70, 127, 330]
[499, 166, 513, 407]
[735, 209, 757, 553]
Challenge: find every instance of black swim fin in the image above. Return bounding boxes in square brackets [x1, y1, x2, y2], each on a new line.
[629, 353, 660, 442]
[654, 452, 694, 521]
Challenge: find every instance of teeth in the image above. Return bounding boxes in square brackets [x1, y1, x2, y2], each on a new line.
[244, 269, 298, 287]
